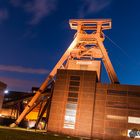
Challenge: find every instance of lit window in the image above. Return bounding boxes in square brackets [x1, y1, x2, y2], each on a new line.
[63, 75, 80, 129]
[128, 116, 140, 124]
[66, 103, 77, 110]
[68, 97, 78, 102]
[65, 109, 76, 116]
[64, 124, 75, 129]
[64, 115, 76, 124]
[106, 115, 127, 120]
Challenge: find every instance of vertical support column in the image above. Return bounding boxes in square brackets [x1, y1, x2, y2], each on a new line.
[97, 40, 119, 83]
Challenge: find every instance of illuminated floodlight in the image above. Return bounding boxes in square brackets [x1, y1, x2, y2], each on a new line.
[4, 90, 9, 94]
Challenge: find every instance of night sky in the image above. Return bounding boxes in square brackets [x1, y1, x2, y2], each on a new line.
[0, 0, 140, 91]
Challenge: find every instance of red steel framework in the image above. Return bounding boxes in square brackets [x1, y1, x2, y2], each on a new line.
[10, 19, 119, 127]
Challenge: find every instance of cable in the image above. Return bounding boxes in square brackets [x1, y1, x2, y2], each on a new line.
[104, 33, 130, 58]
[104, 33, 140, 66]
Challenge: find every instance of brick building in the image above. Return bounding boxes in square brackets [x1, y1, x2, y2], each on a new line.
[48, 69, 140, 140]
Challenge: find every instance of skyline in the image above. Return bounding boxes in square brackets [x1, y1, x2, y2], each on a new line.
[0, 0, 140, 91]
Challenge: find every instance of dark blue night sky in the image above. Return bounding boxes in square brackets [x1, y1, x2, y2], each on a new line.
[0, 0, 140, 91]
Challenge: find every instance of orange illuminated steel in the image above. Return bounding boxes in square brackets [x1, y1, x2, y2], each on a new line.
[10, 19, 119, 127]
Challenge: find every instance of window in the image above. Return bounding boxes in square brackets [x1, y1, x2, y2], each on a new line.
[128, 116, 140, 124]
[68, 98, 78, 102]
[106, 115, 127, 121]
[69, 81, 80, 86]
[63, 75, 80, 129]
[106, 101, 127, 108]
[70, 76, 80, 81]
[68, 92, 78, 98]
[64, 115, 76, 123]
[66, 103, 77, 110]
[64, 124, 75, 129]
[65, 109, 77, 116]
[107, 90, 127, 96]
[128, 91, 140, 97]
[69, 86, 79, 92]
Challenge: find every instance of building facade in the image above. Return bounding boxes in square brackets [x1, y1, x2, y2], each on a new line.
[48, 69, 140, 140]
[0, 81, 6, 111]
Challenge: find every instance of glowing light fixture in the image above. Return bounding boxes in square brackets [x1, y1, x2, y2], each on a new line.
[4, 90, 9, 94]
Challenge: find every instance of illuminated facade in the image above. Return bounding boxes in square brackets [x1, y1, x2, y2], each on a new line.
[12, 19, 120, 128]
[93, 83, 140, 139]
[48, 69, 97, 136]
[48, 69, 140, 139]
[10, 19, 140, 139]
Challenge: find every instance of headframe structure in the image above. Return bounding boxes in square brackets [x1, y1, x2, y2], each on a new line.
[10, 19, 119, 127]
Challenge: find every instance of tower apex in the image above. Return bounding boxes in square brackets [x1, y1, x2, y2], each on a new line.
[69, 19, 112, 31]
